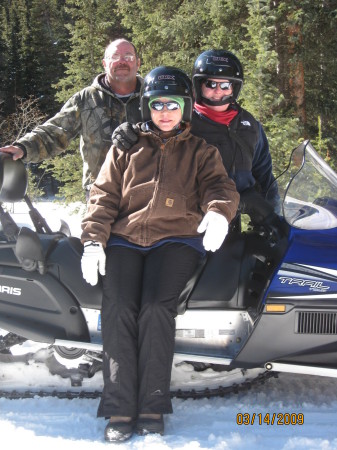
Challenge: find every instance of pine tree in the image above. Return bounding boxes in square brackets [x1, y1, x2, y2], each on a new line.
[0, 0, 30, 112]
[28, 0, 70, 115]
[273, 1, 337, 163]
[0, 0, 68, 115]
[300, 1, 337, 161]
[240, 0, 300, 175]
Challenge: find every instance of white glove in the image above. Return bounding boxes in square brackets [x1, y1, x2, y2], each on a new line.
[197, 211, 229, 252]
[81, 241, 106, 286]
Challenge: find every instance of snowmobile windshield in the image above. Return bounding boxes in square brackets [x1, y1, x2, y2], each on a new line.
[276, 140, 337, 230]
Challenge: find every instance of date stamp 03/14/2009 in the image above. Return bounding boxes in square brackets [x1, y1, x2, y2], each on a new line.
[236, 413, 304, 426]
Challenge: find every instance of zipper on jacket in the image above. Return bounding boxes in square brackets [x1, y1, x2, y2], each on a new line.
[142, 141, 166, 244]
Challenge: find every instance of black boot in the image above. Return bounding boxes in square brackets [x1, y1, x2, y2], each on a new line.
[104, 420, 134, 442]
[136, 415, 164, 436]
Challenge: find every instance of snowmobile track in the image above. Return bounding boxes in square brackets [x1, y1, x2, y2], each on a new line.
[0, 371, 276, 400]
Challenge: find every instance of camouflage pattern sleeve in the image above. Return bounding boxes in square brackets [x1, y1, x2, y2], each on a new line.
[16, 93, 82, 163]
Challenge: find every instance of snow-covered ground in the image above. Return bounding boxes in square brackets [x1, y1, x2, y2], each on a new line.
[2, 372, 337, 449]
[2, 200, 337, 449]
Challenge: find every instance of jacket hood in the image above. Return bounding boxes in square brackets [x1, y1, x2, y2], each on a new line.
[92, 73, 143, 97]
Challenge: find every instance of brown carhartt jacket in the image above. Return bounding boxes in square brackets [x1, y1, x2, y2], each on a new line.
[81, 123, 239, 247]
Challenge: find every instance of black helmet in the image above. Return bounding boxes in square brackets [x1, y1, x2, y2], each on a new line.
[0, 153, 28, 202]
[192, 50, 244, 106]
[141, 66, 193, 122]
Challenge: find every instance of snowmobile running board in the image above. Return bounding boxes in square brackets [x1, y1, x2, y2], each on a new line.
[174, 353, 232, 365]
[265, 362, 337, 378]
[54, 340, 234, 366]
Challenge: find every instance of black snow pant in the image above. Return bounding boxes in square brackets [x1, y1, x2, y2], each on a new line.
[97, 243, 201, 418]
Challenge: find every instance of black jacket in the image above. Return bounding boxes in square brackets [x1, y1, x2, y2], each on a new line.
[190, 105, 278, 208]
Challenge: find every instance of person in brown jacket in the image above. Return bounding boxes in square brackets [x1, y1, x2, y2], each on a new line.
[80, 66, 239, 443]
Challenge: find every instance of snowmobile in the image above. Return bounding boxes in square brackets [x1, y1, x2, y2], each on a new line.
[1, 139, 337, 399]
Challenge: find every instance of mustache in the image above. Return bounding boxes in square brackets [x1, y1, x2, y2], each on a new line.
[114, 64, 130, 71]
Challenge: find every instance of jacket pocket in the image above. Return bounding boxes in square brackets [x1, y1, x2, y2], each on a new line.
[127, 185, 155, 215]
[152, 189, 187, 218]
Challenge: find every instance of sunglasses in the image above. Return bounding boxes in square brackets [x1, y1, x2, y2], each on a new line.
[203, 80, 232, 90]
[105, 54, 136, 62]
[150, 101, 180, 111]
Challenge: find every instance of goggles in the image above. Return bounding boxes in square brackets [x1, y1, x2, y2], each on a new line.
[105, 54, 136, 63]
[150, 101, 181, 111]
[203, 80, 232, 90]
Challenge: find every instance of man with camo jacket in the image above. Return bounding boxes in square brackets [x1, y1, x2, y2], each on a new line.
[0, 38, 142, 194]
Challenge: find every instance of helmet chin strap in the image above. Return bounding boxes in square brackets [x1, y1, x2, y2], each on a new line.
[201, 94, 234, 107]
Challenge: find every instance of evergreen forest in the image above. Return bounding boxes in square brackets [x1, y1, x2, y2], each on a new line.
[0, 0, 336, 202]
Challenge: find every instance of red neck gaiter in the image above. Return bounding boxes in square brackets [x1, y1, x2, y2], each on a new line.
[194, 102, 238, 125]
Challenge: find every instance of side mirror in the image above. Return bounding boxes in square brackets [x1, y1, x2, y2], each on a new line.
[15, 227, 46, 274]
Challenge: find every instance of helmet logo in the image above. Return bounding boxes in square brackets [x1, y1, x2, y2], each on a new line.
[158, 75, 175, 80]
[206, 56, 231, 67]
[206, 56, 230, 67]
[212, 56, 229, 62]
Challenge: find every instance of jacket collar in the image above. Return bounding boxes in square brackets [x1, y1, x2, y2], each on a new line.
[140, 121, 191, 141]
[93, 73, 143, 97]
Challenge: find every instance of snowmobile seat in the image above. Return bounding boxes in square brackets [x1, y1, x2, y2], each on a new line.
[0, 228, 102, 308]
[177, 233, 244, 313]
[0, 228, 65, 268]
[178, 231, 284, 313]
